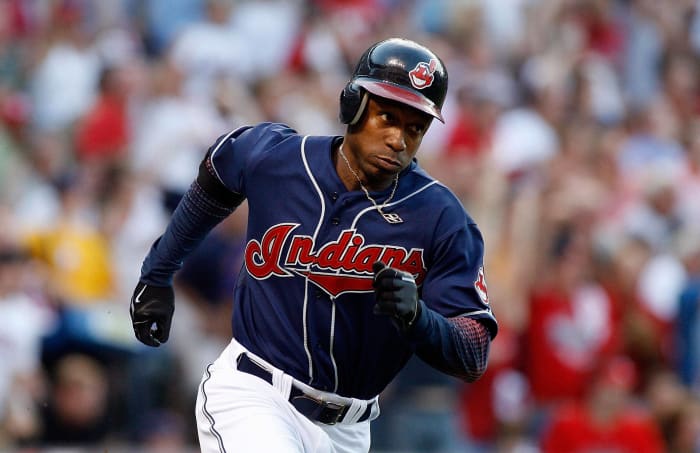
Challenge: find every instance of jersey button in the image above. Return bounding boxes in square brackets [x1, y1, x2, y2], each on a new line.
[331, 217, 340, 225]
[331, 192, 339, 201]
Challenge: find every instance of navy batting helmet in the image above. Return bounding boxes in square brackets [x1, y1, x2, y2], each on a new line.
[339, 38, 448, 125]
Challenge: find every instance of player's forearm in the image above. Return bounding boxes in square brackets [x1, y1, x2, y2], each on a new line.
[407, 302, 491, 382]
[141, 157, 244, 286]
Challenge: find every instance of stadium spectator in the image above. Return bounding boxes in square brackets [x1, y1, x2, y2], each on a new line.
[540, 355, 665, 453]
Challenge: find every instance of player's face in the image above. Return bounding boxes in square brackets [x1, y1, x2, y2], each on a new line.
[347, 96, 432, 189]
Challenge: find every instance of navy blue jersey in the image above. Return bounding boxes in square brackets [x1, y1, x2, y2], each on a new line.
[208, 122, 496, 399]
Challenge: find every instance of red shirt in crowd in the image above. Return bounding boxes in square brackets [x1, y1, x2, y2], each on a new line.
[75, 94, 129, 162]
[525, 285, 619, 403]
[541, 402, 665, 453]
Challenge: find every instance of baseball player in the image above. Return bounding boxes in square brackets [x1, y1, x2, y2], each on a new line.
[130, 38, 498, 453]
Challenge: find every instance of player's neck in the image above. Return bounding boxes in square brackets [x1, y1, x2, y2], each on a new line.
[335, 143, 393, 192]
[335, 145, 362, 192]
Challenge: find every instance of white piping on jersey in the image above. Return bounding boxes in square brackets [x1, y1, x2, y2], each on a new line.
[208, 126, 248, 186]
[330, 301, 339, 392]
[300, 135, 325, 384]
[349, 179, 440, 229]
[458, 309, 493, 317]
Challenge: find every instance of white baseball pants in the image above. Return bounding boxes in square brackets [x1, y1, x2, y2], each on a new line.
[195, 339, 378, 453]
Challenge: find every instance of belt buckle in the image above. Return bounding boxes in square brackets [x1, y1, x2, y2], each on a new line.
[317, 400, 344, 425]
[293, 395, 346, 425]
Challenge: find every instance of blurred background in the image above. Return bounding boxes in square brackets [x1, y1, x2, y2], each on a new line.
[0, 0, 700, 452]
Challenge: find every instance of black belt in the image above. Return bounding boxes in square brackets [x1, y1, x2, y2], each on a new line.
[236, 353, 373, 425]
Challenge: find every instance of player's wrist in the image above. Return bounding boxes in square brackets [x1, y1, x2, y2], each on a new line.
[403, 299, 431, 337]
[410, 297, 422, 324]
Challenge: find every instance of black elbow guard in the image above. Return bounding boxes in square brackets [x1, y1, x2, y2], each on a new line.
[197, 154, 245, 209]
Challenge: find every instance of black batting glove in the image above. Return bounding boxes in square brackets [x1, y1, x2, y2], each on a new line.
[372, 261, 422, 333]
[130, 282, 175, 347]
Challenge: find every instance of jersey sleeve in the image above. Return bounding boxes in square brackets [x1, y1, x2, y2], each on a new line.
[422, 212, 498, 338]
[206, 122, 297, 195]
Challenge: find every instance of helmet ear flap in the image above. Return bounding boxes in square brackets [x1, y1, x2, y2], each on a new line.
[339, 83, 368, 125]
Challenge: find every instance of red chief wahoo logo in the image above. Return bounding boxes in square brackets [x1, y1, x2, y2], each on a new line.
[408, 58, 438, 90]
[245, 224, 426, 297]
[474, 266, 489, 305]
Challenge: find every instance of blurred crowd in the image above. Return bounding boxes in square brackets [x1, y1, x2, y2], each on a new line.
[0, 0, 700, 452]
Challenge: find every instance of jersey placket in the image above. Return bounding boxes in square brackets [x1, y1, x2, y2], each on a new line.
[304, 189, 366, 392]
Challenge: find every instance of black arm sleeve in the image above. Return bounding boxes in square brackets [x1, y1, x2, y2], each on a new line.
[407, 301, 492, 382]
[196, 150, 245, 208]
[139, 153, 245, 286]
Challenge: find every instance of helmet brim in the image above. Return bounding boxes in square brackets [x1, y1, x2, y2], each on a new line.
[355, 79, 444, 123]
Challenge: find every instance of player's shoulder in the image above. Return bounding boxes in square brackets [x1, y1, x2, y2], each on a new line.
[208, 122, 303, 166]
[407, 163, 477, 225]
[230, 122, 301, 148]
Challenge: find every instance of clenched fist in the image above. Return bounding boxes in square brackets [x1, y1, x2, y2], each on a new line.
[372, 261, 421, 332]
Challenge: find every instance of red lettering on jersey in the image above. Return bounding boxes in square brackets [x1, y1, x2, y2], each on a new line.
[381, 248, 406, 269]
[353, 247, 383, 272]
[245, 226, 427, 296]
[245, 223, 297, 278]
[316, 231, 353, 268]
[339, 234, 364, 269]
[398, 249, 424, 277]
[380, 248, 423, 278]
[475, 266, 489, 304]
[286, 235, 313, 265]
